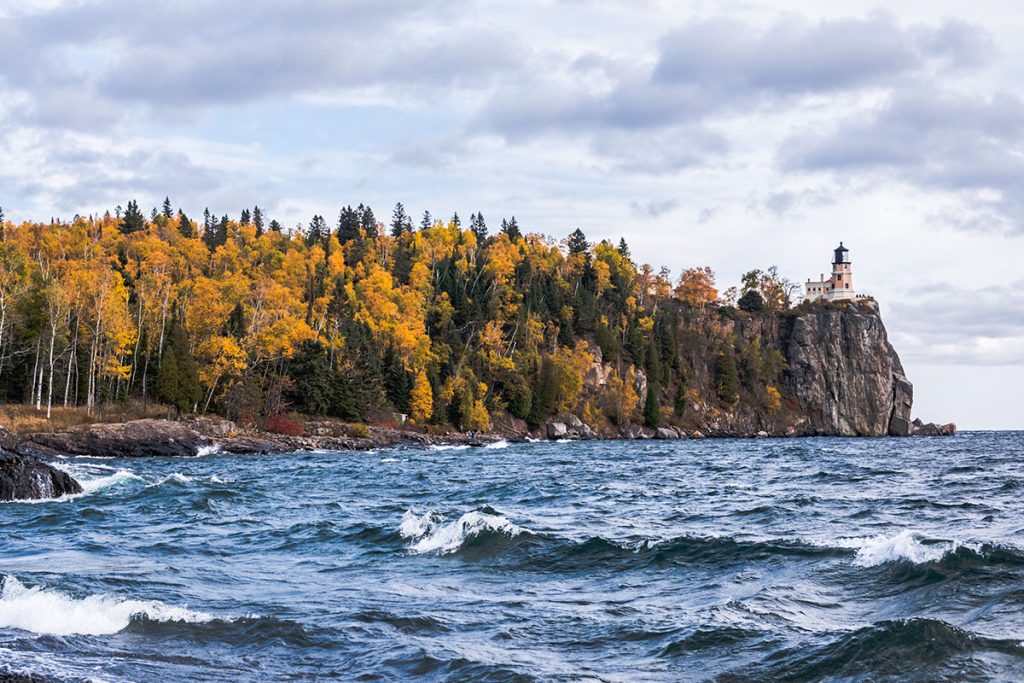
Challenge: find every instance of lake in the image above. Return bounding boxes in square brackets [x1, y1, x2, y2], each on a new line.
[2, 433, 1023, 681]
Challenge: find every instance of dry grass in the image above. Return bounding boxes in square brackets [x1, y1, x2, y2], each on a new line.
[0, 401, 171, 435]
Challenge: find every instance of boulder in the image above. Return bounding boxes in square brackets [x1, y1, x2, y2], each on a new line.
[547, 422, 568, 439]
[888, 416, 913, 437]
[1, 453, 82, 501]
[912, 422, 957, 437]
[690, 431, 705, 439]
[755, 430, 769, 438]
[655, 427, 679, 440]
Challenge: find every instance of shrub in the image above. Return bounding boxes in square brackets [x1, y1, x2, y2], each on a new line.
[345, 423, 371, 438]
[265, 413, 304, 436]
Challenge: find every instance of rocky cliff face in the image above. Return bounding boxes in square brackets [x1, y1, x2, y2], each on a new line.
[778, 301, 913, 436]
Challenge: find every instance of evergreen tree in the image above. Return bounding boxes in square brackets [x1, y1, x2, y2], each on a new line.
[451, 212, 460, 228]
[240, 208, 251, 225]
[470, 212, 488, 241]
[501, 216, 521, 242]
[0, 206, 5, 241]
[567, 228, 589, 255]
[643, 382, 660, 428]
[714, 348, 740, 405]
[674, 382, 687, 416]
[337, 205, 360, 243]
[285, 340, 358, 419]
[738, 290, 764, 313]
[269, 219, 282, 232]
[617, 238, 631, 259]
[203, 207, 212, 232]
[252, 206, 264, 236]
[420, 210, 433, 231]
[390, 202, 410, 237]
[358, 204, 378, 238]
[150, 207, 159, 222]
[177, 211, 194, 238]
[306, 214, 328, 248]
[119, 199, 146, 234]
[161, 197, 173, 219]
[156, 323, 202, 414]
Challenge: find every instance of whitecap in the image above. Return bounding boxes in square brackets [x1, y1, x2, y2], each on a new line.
[554, 438, 572, 444]
[195, 444, 222, 457]
[400, 509, 529, 554]
[428, 444, 471, 452]
[381, 457, 399, 463]
[0, 575, 214, 636]
[484, 439, 509, 450]
[836, 530, 953, 567]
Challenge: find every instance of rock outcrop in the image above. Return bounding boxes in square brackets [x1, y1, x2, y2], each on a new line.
[779, 301, 913, 436]
[0, 452, 82, 501]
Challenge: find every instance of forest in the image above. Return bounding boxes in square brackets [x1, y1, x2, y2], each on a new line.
[0, 200, 799, 434]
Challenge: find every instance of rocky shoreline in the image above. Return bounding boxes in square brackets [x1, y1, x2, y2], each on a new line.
[0, 414, 956, 502]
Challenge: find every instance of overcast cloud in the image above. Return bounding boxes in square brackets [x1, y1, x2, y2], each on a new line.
[0, 0, 1022, 428]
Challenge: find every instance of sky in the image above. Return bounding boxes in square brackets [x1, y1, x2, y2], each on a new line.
[0, 0, 1021, 429]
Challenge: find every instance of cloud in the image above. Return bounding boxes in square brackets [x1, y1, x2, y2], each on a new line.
[653, 13, 992, 94]
[630, 198, 680, 218]
[474, 11, 993, 173]
[889, 280, 1024, 365]
[779, 89, 1024, 232]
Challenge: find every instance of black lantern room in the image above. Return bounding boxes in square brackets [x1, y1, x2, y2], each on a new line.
[833, 242, 850, 264]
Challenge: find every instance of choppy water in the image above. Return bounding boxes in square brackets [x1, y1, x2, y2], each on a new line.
[2, 433, 1023, 682]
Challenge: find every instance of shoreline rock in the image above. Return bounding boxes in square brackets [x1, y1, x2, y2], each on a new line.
[4, 409, 959, 461]
[0, 452, 82, 502]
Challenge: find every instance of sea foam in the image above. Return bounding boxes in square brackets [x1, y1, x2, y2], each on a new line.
[837, 530, 954, 567]
[400, 509, 529, 554]
[484, 439, 510, 450]
[0, 575, 214, 636]
[195, 444, 222, 457]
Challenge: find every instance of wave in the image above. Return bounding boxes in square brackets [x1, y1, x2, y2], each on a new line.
[399, 508, 530, 555]
[0, 575, 213, 636]
[484, 439, 509, 450]
[195, 444, 222, 457]
[427, 444, 471, 452]
[835, 530, 953, 567]
[725, 618, 1024, 680]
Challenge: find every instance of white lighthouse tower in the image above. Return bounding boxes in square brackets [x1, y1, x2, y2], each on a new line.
[805, 242, 857, 302]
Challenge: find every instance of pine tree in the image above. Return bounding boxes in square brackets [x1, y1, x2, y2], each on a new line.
[451, 212, 461, 228]
[714, 348, 740, 405]
[252, 206, 264, 236]
[567, 228, 589, 255]
[240, 208, 251, 225]
[161, 197, 173, 219]
[674, 382, 687, 416]
[0, 206, 5, 241]
[420, 210, 432, 231]
[501, 216, 521, 242]
[358, 204, 378, 238]
[337, 205, 360, 243]
[390, 202, 410, 237]
[177, 211, 194, 238]
[157, 323, 202, 415]
[617, 238, 631, 259]
[203, 207, 212, 232]
[120, 199, 146, 234]
[643, 382, 660, 428]
[470, 212, 488, 241]
[306, 215, 327, 248]
[269, 219, 282, 232]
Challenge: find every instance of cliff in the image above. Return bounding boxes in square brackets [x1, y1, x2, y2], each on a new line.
[576, 298, 918, 438]
[778, 300, 913, 436]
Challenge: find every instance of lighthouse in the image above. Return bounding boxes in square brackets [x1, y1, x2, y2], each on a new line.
[805, 242, 857, 302]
